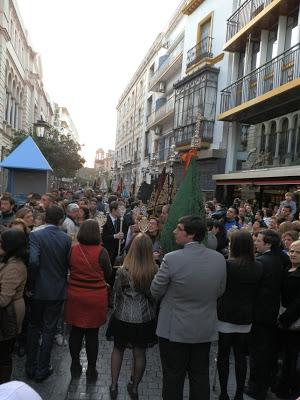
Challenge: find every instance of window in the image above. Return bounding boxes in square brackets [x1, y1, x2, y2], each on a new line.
[144, 131, 150, 157]
[197, 17, 211, 44]
[269, 122, 277, 157]
[174, 70, 217, 144]
[279, 119, 289, 164]
[266, 26, 278, 62]
[197, 15, 212, 57]
[260, 124, 266, 153]
[250, 41, 260, 71]
[285, 10, 298, 51]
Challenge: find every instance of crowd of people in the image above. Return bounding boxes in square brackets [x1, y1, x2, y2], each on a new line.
[0, 187, 299, 400]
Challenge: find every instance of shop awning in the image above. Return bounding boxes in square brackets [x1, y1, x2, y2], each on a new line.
[213, 166, 300, 186]
[216, 178, 300, 186]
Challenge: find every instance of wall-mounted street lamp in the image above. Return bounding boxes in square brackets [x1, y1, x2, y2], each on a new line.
[34, 117, 49, 138]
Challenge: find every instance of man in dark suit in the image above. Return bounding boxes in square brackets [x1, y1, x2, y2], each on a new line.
[102, 201, 124, 266]
[151, 215, 226, 400]
[26, 205, 71, 382]
[245, 230, 284, 400]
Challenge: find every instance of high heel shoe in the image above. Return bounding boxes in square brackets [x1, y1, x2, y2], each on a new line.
[127, 382, 139, 400]
[109, 384, 118, 399]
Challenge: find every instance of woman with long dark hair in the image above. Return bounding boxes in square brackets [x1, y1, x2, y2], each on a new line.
[107, 233, 158, 399]
[64, 219, 112, 381]
[0, 229, 28, 383]
[217, 231, 262, 400]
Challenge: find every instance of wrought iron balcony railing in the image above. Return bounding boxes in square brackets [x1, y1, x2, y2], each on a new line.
[220, 43, 300, 114]
[146, 96, 175, 128]
[175, 120, 214, 146]
[226, 0, 273, 42]
[186, 36, 213, 69]
[148, 41, 184, 89]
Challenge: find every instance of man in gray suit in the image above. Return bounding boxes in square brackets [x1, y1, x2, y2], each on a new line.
[151, 215, 226, 400]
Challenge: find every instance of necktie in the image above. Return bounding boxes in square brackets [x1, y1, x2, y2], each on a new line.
[114, 219, 118, 232]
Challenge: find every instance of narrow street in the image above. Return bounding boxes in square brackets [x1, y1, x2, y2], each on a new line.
[11, 322, 277, 400]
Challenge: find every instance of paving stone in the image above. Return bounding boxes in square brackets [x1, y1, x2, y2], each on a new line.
[10, 320, 279, 400]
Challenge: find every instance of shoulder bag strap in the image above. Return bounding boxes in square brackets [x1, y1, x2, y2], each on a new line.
[78, 245, 101, 275]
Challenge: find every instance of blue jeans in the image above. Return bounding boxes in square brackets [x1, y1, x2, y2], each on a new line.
[26, 299, 64, 378]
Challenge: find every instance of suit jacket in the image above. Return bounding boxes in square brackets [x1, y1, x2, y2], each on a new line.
[28, 225, 71, 300]
[254, 250, 284, 326]
[150, 242, 226, 343]
[102, 215, 122, 265]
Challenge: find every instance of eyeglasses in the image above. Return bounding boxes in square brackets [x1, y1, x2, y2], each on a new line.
[289, 249, 300, 255]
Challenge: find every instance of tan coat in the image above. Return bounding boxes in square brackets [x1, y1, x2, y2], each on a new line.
[0, 257, 27, 341]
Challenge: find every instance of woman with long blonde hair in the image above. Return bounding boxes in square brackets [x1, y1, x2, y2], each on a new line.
[106, 233, 158, 400]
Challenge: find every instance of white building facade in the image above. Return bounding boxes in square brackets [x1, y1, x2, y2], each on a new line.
[53, 104, 79, 142]
[0, 0, 53, 159]
[114, 34, 163, 192]
[214, 0, 300, 206]
[114, 0, 235, 199]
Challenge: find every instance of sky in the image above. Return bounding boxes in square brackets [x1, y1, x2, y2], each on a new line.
[17, 0, 182, 167]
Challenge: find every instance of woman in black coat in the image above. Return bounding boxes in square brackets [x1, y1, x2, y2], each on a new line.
[217, 231, 262, 400]
[277, 239, 300, 399]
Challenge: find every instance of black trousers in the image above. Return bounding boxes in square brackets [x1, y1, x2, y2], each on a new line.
[26, 299, 63, 379]
[159, 337, 211, 400]
[0, 338, 16, 366]
[69, 326, 99, 367]
[248, 324, 279, 393]
[277, 330, 300, 396]
[217, 332, 248, 397]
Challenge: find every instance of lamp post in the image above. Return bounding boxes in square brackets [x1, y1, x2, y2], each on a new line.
[34, 117, 49, 138]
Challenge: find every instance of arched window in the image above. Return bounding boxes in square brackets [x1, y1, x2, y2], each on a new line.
[279, 119, 289, 164]
[291, 115, 298, 160]
[269, 121, 276, 157]
[260, 124, 266, 152]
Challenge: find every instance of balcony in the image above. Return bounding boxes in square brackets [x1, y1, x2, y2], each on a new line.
[158, 147, 172, 162]
[224, 0, 299, 52]
[219, 43, 300, 124]
[186, 36, 213, 70]
[174, 120, 214, 148]
[146, 96, 175, 130]
[148, 41, 183, 92]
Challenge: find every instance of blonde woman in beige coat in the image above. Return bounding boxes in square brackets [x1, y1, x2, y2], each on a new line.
[0, 229, 28, 384]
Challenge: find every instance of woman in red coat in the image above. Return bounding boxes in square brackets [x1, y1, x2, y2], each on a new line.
[64, 219, 112, 380]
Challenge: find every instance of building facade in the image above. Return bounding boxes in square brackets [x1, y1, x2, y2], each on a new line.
[114, 32, 164, 193]
[94, 148, 114, 173]
[53, 104, 79, 142]
[214, 0, 300, 206]
[168, 0, 233, 199]
[114, 0, 235, 200]
[145, 3, 186, 179]
[0, 0, 53, 160]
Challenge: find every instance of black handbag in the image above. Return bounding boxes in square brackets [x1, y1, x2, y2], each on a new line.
[0, 263, 19, 340]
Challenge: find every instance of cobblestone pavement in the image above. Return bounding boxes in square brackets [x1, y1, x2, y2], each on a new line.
[10, 323, 278, 400]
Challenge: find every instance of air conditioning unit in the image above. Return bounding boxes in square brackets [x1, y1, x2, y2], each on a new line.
[159, 82, 166, 93]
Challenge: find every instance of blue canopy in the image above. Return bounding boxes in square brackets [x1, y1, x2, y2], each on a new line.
[0, 136, 53, 171]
